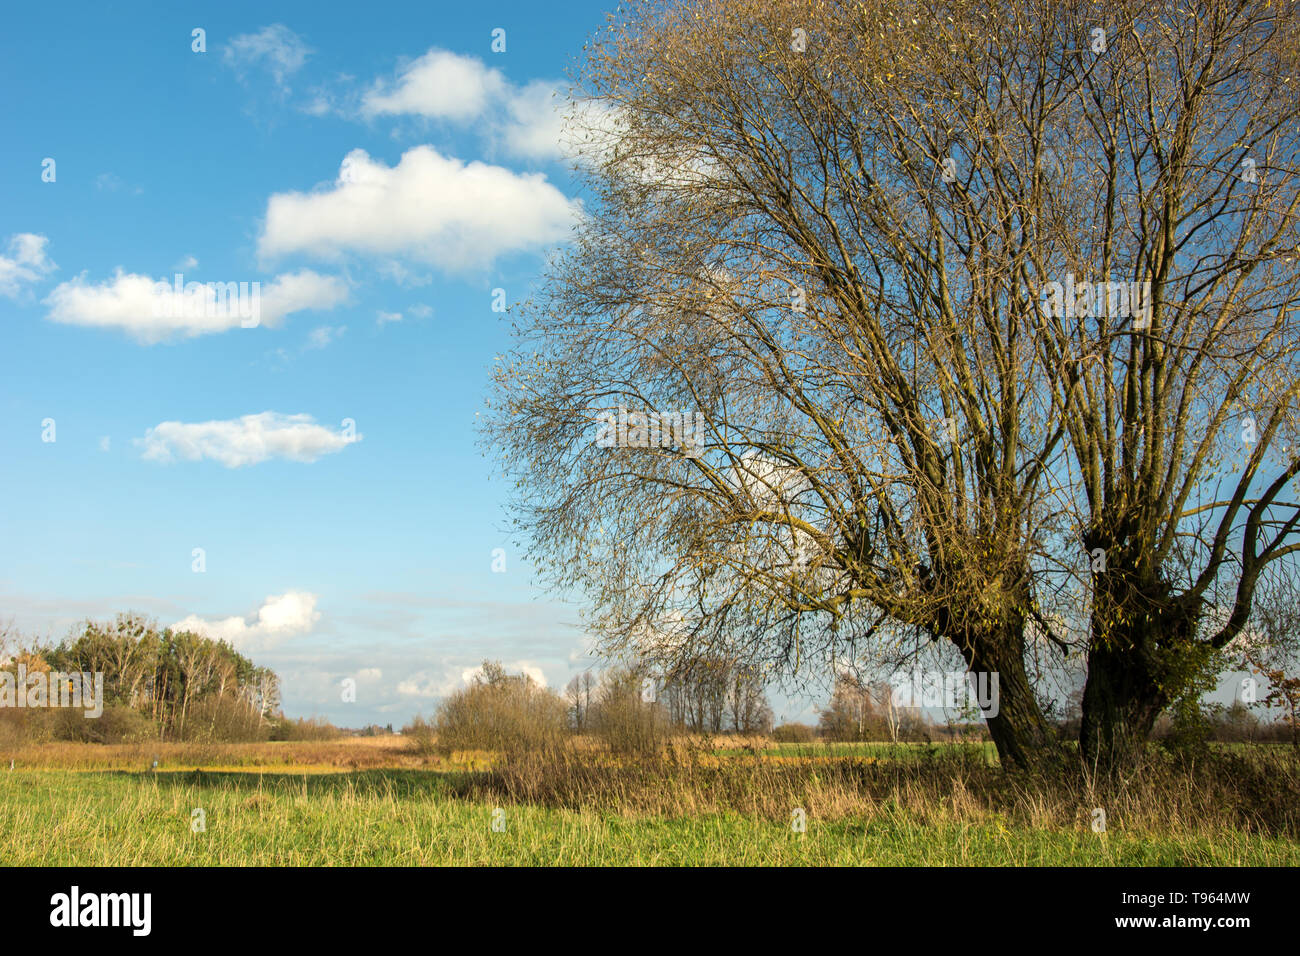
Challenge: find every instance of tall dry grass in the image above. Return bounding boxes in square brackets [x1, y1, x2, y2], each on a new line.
[446, 741, 1300, 841]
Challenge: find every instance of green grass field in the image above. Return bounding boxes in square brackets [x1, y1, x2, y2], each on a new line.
[4, 762, 1298, 866]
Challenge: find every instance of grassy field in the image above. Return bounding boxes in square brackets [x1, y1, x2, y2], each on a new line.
[3, 737, 1297, 866]
[748, 740, 1000, 760]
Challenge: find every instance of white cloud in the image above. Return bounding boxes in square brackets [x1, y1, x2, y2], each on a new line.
[578, 112, 722, 189]
[296, 70, 360, 119]
[376, 310, 402, 325]
[375, 260, 432, 287]
[730, 451, 813, 507]
[98, 436, 111, 452]
[136, 411, 360, 468]
[261, 269, 350, 320]
[258, 146, 578, 271]
[352, 48, 615, 166]
[396, 660, 549, 699]
[498, 81, 568, 159]
[360, 50, 505, 122]
[224, 25, 312, 88]
[568, 634, 599, 665]
[500, 86, 624, 164]
[0, 233, 56, 298]
[408, 304, 433, 320]
[305, 324, 345, 349]
[395, 672, 444, 699]
[348, 47, 716, 189]
[174, 591, 320, 652]
[43, 269, 348, 342]
[302, 93, 333, 116]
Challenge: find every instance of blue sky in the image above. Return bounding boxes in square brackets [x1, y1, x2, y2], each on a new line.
[0, 0, 1267, 735]
[0, 0, 837, 727]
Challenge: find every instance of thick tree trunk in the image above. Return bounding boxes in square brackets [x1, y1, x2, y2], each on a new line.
[1078, 638, 1168, 768]
[1079, 578, 1199, 769]
[958, 625, 1055, 771]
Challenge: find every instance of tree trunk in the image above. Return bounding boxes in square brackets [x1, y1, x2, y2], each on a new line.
[1078, 637, 1168, 769]
[1079, 580, 1199, 769]
[957, 624, 1055, 771]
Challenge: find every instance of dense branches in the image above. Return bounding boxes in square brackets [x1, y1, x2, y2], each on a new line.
[487, 0, 1300, 768]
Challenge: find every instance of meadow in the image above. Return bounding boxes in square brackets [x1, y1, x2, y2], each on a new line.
[2, 737, 1297, 866]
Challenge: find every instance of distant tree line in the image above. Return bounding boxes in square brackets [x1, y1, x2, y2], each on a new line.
[568, 656, 774, 736]
[807, 672, 1296, 747]
[816, 674, 932, 743]
[0, 613, 286, 744]
[406, 658, 776, 757]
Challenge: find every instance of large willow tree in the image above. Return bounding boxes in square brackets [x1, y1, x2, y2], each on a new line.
[487, 0, 1300, 769]
[1034, 1, 1300, 765]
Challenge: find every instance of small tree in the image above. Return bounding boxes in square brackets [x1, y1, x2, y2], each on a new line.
[818, 673, 889, 742]
[1237, 572, 1300, 749]
[565, 670, 598, 732]
[588, 665, 668, 755]
[432, 661, 568, 755]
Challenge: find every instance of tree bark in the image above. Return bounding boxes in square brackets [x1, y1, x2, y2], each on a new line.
[1079, 577, 1200, 769]
[1078, 638, 1168, 769]
[956, 624, 1056, 771]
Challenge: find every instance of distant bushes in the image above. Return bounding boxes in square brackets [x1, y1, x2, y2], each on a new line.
[428, 662, 568, 756]
[0, 704, 157, 746]
[772, 722, 816, 743]
[269, 716, 341, 742]
[401, 715, 438, 755]
[817, 674, 937, 742]
[415, 661, 721, 758]
[1153, 700, 1298, 748]
[51, 706, 158, 744]
[184, 696, 272, 743]
[588, 666, 668, 756]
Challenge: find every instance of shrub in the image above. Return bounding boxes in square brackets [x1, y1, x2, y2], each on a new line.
[432, 661, 569, 756]
[183, 696, 272, 742]
[588, 667, 668, 756]
[402, 715, 438, 756]
[0, 708, 54, 746]
[51, 705, 156, 744]
[269, 716, 340, 742]
[772, 722, 816, 744]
